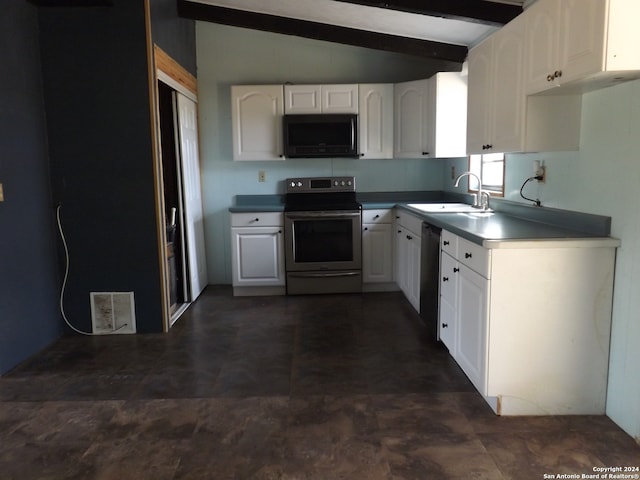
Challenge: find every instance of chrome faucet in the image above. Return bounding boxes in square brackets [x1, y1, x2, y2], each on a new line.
[454, 171, 489, 210]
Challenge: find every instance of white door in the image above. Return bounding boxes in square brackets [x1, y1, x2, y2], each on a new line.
[175, 93, 207, 301]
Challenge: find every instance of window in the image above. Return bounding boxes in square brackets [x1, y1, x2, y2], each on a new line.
[468, 153, 505, 197]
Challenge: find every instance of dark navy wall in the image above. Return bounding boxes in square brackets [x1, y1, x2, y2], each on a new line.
[39, 0, 163, 333]
[150, 0, 196, 75]
[0, 1, 62, 374]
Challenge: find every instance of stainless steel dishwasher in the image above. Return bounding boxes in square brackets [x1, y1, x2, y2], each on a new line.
[420, 222, 442, 338]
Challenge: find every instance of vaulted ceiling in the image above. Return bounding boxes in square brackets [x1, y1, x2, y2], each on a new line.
[177, 0, 525, 63]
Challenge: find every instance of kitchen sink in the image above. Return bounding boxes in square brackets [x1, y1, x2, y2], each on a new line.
[408, 203, 493, 213]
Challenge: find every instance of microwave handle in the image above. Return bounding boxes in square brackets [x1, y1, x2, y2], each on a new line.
[351, 117, 356, 153]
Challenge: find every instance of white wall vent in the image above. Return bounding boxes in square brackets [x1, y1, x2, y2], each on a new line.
[90, 292, 137, 334]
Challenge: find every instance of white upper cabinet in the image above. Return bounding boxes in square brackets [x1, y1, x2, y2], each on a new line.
[394, 74, 467, 159]
[467, 15, 526, 154]
[231, 85, 284, 161]
[394, 79, 430, 158]
[427, 72, 468, 158]
[284, 84, 358, 114]
[358, 84, 394, 159]
[525, 0, 640, 95]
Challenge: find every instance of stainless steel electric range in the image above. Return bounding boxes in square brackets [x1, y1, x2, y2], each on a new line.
[283, 177, 362, 295]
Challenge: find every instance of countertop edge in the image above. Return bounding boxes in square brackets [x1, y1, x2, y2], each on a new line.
[483, 237, 621, 249]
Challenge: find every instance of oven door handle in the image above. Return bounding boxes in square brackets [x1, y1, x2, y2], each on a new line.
[285, 211, 361, 219]
[288, 272, 361, 278]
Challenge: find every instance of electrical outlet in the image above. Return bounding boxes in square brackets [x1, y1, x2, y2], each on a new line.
[536, 165, 546, 183]
[258, 170, 266, 182]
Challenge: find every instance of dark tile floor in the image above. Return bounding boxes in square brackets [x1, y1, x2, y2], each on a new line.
[1, 286, 638, 479]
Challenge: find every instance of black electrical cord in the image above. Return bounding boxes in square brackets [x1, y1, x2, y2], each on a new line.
[520, 176, 543, 206]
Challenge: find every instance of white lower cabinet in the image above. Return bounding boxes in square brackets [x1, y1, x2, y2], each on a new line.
[362, 209, 394, 284]
[394, 210, 422, 312]
[230, 212, 285, 295]
[439, 229, 618, 415]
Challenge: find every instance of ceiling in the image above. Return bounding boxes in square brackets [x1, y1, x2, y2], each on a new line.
[177, 0, 526, 63]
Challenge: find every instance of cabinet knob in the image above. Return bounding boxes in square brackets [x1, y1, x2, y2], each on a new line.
[465, 252, 472, 259]
[397, 230, 402, 234]
[547, 74, 555, 82]
[443, 240, 450, 246]
[407, 235, 412, 240]
[482, 144, 493, 150]
[374, 214, 380, 219]
[443, 276, 449, 282]
[255, 218, 260, 222]
[554, 70, 562, 78]
[442, 323, 448, 328]
[453, 267, 459, 273]
[422, 151, 429, 156]
[364, 227, 368, 231]
[278, 230, 282, 234]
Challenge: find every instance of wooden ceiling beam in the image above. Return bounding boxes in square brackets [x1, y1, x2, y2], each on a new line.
[332, 0, 522, 26]
[177, 1, 468, 63]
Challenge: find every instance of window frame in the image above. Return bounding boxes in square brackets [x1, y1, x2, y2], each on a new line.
[468, 153, 505, 197]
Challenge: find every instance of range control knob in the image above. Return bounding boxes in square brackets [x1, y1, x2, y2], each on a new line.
[297, 181, 303, 187]
[347, 180, 352, 186]
[290, 181, 296, 187]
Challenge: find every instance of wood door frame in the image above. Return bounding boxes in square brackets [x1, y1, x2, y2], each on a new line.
[146, 38, 199, 332]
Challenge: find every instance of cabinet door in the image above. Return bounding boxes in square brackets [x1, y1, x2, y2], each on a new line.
[405, 231, 422, 312]
[362, 223, 393, 283]
[491, 16, 526, 153]
[557, 0, 606, 85]
[525, 0, 558, 94]
[394, 226, 408, 293]
[359, 84, 394, 159]
[466, 39, 493, 154]
[322, 84, 359, 113]
[394, 79, 430, 158]
[428, 72, 468, 159]
[231, 227, 285, 287]
[284, 85, 321, 113]
[439, 252, 457, 352]
[439, 296, 456, 353]
[231, 85, 284, 161]
[456, 264, 488, 395]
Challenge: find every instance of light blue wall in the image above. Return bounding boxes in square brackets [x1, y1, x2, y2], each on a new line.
[196, 23, 456, 284]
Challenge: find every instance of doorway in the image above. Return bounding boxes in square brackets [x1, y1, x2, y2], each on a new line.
[157, 80, 207, 325]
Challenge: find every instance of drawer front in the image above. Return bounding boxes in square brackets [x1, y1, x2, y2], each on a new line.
[395, 209, 423, 234]
[231, 212, 283, 227]
[441, 230, 458, 257]
[440, 251, 457, 303]
[362, 208, 394, 224]
[457, 236, 490, 278]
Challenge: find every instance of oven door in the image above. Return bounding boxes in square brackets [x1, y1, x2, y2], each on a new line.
[284, 210, 362, 272]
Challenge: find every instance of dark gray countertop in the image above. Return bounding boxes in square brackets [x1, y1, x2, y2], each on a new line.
[229, 192, 618, 247]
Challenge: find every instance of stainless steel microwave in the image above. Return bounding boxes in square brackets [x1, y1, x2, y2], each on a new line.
[282, 114, 359, 158]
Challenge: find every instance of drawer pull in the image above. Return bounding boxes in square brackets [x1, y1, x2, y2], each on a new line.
[442, 323, 448, 328]
[443, 240, 450, 246]
[453, 267, 459, 273]
[465, 252, 472, 259]
[442, 276, 449, 282]
[407, 235, 413, 240]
